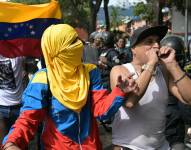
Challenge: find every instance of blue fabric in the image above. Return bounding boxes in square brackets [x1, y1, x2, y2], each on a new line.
[50, 98, 91, 143]
[97, 96, 123, 121]
[0, 18, 60, 40]
[10, 68, 124, 144]
[89, 68, 104, 91]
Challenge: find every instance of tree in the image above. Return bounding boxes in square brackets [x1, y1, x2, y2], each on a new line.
[10, 0, 103, 33]
[89, 0, 103, 32]
[60, 0, 90, 30]
[110, 6, 120, 29]
[103, 0, 109, 31]
[133, 2, 155, 24]
[167, 0, 191, 14]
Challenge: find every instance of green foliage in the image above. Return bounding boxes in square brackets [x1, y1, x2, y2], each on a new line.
[167, 0, 190, 14]
[133, 2, 155, 22]
[9, 0, 92, 31]
[60, 0, 90, 29]
[8, 0, 105, 33]
[110, 6, 123, 29]
[110, 6, 119, 28]
[167, 0, 185, 9]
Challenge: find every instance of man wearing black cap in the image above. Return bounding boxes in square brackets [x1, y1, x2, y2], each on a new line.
[110, 25, 191, 150]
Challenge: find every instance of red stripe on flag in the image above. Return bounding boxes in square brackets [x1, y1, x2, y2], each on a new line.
[0, 38, 42, 58]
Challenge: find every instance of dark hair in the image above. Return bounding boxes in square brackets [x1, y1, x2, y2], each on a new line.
[94, 31, 115, 48]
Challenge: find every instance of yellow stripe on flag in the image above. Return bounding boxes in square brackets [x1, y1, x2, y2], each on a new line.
[0, 0, 61, 23]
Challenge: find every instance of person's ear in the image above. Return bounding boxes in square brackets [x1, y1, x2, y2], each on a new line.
[131, 48, 136, 57]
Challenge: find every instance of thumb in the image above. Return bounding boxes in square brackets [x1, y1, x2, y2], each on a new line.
[127, 72, 135, 79]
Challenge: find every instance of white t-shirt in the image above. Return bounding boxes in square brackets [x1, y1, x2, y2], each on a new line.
[112, 63, 170, 150]
[0, 55, 25, 106]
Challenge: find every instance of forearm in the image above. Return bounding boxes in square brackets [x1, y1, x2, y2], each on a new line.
[125, 64, 154, 108]
[2, 142, 20, 150]
[167, 62, 191, 103]
[92, 87, 125, 118]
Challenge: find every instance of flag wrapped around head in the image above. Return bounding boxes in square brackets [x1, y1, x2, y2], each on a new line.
[0, 0, 61, 58]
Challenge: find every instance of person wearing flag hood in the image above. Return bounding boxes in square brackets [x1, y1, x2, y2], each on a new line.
[2, 24, 138, 150]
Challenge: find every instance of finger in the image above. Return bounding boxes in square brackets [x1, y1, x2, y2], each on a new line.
[164, 47, 171, 54]
[160, 46, 169, 53]
[151, 48, 159, 53]
[133, 84, 139, 93]
[169, 48, 175, 54]
[128, 78, 136, 86]
[126, 72, 135, 79]
[117, 75, 123, 85]
[160, 46, 167, 54]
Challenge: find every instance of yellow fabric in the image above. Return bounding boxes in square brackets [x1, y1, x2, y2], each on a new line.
[0, 0, 61, 23]
[41, 24, 96, 112]
[31, 71, 47, 84]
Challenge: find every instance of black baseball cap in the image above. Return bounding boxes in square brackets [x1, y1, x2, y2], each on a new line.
[130, 25, 168, 48]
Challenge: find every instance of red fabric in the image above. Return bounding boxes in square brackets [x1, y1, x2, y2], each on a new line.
[42, 117, 102, 150]
[3, 109, 46, 149]
[0, 38, 42, 58]
[91, 87, 125, 117]
[3, 87, 124, 150]
[3, 110, 102, 150]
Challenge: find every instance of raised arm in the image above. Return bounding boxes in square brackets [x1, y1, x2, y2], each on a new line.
[110, 49, 158, 108]
[160, 46, 191, 104]
[90, 67, 138, 120]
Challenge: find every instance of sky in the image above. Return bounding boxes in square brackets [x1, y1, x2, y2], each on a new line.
[108, 0, 146, 7]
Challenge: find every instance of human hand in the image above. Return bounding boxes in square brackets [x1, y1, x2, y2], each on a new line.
[116, 74, 139, 95]
[3, 143, 21, 150]
[159, 46, 176, 65]
[145, 48, 159, 65]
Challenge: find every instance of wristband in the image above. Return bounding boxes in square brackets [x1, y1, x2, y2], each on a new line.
[173, 72, 186, 84]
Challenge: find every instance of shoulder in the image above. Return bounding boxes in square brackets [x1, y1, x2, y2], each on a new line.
[111, 65, 130, 72]
[31, 69, 47, 84]
[110, 65, 130, 78]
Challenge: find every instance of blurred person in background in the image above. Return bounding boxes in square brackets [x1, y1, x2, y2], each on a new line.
[97, 31, 121, 91]
[0, 55, 26, 144]
[82, 31, 103, 65]
[115, 36, 132, 64]
[161, 35, 186, 150]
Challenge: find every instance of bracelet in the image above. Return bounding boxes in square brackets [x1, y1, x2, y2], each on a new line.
[173, 72, 186, 84]
[141, 64, 155, 75]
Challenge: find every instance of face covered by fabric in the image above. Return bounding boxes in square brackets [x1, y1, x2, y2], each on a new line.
[41, 24, 90, 112]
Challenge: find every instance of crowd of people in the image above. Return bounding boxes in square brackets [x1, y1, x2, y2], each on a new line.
[1, 22, 191, 150]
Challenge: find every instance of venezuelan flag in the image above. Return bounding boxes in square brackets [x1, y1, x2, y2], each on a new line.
[0, 0, 61, 58]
